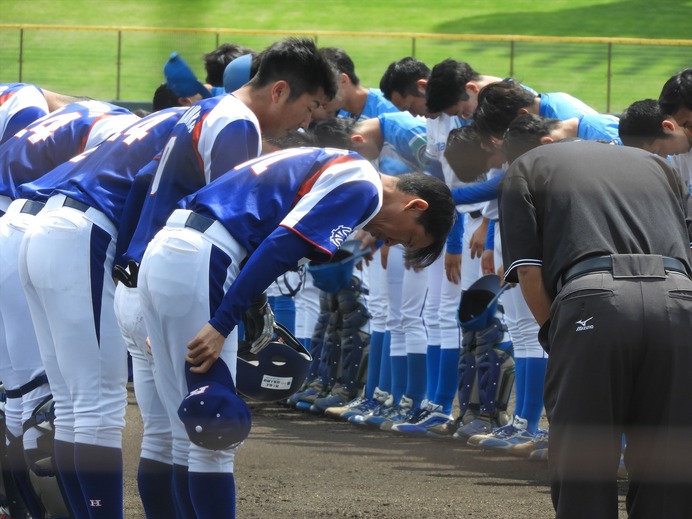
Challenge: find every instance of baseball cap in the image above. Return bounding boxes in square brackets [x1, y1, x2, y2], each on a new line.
[164, 52, 211, 100]
[223, 53, 253, 93]
[177, 358, 252, 450]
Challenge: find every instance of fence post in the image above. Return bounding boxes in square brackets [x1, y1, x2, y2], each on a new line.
[116, 30, 122, 100]
[606, 42, 612, 113]
[509, 40, 515, 78]
[18, 28, 24, 81]
[411, 37, 416, 58]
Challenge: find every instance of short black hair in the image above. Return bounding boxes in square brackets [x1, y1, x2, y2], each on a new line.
[152, 82, 182, 111]
[379, 57, 430, 100]
[311, 117, 356, 149]
[395, 173, 455, 268]
[319, 47, 359, 86]
[619, 99, 668, 149]
[473, 80, 535, 139]
[659, 68, 692, 116]
[203, 43, 254, 86]
[425, 59, 480, 114]
[502, 114, 559, 164]
[444, 124, 497, 182]
[248, 38, 339, 102]
[264, 131, 318, 150]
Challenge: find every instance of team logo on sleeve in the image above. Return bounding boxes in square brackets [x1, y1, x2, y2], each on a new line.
[329, 225, 353, 247]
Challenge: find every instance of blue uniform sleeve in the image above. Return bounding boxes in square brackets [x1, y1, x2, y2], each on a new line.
[0, 106, 48, 145]
[451, 174, 502, 205]
[425, 159, 445, 182]
[209, 226, 316, 337]
[446, 210, 464, 255]
[485, 219, 495, 250]
[208, 119, 260, 181]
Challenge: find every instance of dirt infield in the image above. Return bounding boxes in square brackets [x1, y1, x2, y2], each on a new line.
[122, 397, 630, 518]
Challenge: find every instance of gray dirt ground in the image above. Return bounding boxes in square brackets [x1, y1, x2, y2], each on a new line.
[123, 393, 630, 518]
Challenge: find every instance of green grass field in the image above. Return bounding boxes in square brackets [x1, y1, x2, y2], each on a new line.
[1, 0, 690, 112]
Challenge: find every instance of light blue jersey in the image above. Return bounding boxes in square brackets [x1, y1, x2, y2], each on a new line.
[539, 92, 597, 120]
[338, 88, 399, 121]
[577, 113, 622, 144]
[378, 112, 428, 175]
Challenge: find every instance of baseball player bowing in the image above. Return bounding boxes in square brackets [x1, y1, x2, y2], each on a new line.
[137, 146, 455, 519]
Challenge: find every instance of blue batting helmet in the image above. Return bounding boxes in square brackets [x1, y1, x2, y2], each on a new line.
[457, 274, 507, 331]
[307, 239, 370, 294]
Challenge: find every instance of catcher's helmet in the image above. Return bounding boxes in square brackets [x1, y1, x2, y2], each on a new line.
[457, 274, 507, 331]
[307, 239, 369, 294]
[236, 322, 312, 402]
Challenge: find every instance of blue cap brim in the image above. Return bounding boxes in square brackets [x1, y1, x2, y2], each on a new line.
[185, 358, 237, 394]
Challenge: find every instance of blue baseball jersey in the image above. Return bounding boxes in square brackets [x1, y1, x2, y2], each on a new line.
[377, 112, 428, 174]
[0, 83, 49, 145]
[338, 88, 399, 121]
[577, 114, 622, 144]
[0, 100, 138, 200]
[180, 146, 382, 335]
[124, 93, 262, 264]
[539, 92, 597, 120]
[18, 107, 185, 228]
[184, 147, 381, 258]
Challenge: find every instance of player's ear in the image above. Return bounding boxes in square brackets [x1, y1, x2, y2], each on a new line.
[271, 80, 290, 103]
[539, 135, 555, 145]
[661, 119, 676, 134]
[404, 198, 429, 212]
[416, 78, 428, 95]
[466, 82, 480, 95]
[517, 107, 530, 115]
[350, 134, 365, 146]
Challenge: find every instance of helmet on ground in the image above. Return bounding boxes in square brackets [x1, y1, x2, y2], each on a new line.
[458, 274, 507, 331]
[236, 322, 312, 402]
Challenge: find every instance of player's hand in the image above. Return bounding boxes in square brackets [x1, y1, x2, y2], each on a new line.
[380, 244, 390, 270]
[444, 252, 461, 284]
[469, 218, 489, 259]
[481, 249, 495, 275]
[242, 293, 275, 354]
[354, 230, 377, 266]
[186, 323, 225, 374]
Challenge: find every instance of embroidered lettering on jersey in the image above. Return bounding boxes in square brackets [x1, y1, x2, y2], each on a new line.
[329, 225, 353, 248]
[179, 104, 202, 133]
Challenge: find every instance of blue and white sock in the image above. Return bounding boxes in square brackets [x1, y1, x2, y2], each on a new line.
[54, 439, 89, 517]
[377, 331, 392, 394]
[389, 354, 407, 404]
[435, 348, 460, 415]
[523, 357, 547, 433]
[74, 442, 123, 517]
[172, 464, 196, 518]
[406, 353, 427, 408]
[137, 457, 178, 519]
[425, 344, 441, 403]
[365, 330, 385, 399]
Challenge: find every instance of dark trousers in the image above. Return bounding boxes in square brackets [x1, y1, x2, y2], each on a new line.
[544, 256, 692, 519]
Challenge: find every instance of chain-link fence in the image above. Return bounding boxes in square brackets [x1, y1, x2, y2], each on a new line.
[1, 24, 690, 113]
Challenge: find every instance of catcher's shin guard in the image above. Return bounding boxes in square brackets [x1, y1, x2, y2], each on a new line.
[306, 290, 333, 382]
[336, 277, 370, 392]
[23, 396, 70, 519]
[316, 293, 341, 387]
[474, 318, 515, 418]
[457, 329, 478, 418]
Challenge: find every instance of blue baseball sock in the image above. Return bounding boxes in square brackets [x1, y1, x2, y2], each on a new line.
[365, 330, 384, 399]
[74, 443, 123, 517]
[137, 457, 178, 519]
[377, 331, 392, 393]
[435, 348, 460, 414]
[389, 354, 407, 404]
[268, 295, 296, 335]
[406, 353, 427, 408]
[189, 471, 236, 519]
[172, 464, 196, 518]
[523, 357, 547, 433]
[54, 439, 89, 517]
[425, 344, 440, 403]
[513, 356, 528, 418]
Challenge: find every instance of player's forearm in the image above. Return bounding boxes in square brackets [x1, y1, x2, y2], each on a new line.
[516, 265, 552, 326]
[209, 227, 314, 337]
[451, 174, 502, 205]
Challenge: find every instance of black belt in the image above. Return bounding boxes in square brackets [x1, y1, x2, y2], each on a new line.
[62, 196, 90, 212]
[559, 255, 688, 291]
[20, 200, 45, 215]
[468, 210, 482, 219]
[184, 212, 215, 233]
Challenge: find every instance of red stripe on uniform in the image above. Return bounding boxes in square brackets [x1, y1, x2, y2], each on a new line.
[291, 154, 356, 207]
